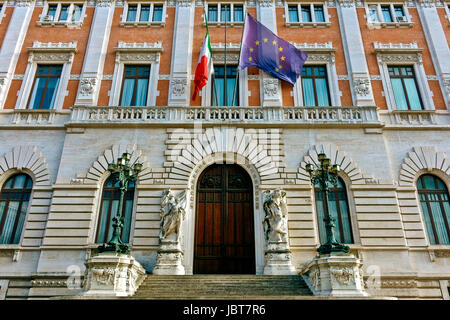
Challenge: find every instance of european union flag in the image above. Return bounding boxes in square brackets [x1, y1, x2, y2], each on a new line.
[239, 13, 308, 86]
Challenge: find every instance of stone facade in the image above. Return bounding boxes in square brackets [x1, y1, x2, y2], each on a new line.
[0, 0, 449, 300]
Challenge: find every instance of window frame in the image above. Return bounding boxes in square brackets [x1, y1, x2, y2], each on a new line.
[364, 3, 413, 29]
[416, 174, 450, 246]
[387, 65, 424, 111]
[211, 64, 240, 106]
[38, 1, 87, 28]
[15, 42, 77, 111]
[120, 1, 167, 27]
[109, 41, 162, 107]
[204, 2, 246, 26]
[119, 65, 152, 107]
[0, 173, 33, 246]
[284, 2, 330, 28]
[202, 43, 249, 107]
[27, 64, 63, 110]
[94, 174, 136, 245]
[291, 44, 340, 107]
[300, 65, 332, 107]
[375, 42, 434, 111]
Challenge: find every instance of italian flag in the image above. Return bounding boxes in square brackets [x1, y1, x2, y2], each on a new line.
[192, 34, 213, 101]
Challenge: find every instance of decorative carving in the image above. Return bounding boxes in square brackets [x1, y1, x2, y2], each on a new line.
[177, 0, 192, 7]
[263, 79, 279, 97]
[212, 54, 239, 64]
[31, 53, 74, 63]
[263, 189, 288, 243]
[434, 250, 450, 258]
[353, 78, 371, 96]
[443, 79, 450, 96]
[306, 54, 334, 63]
[309, 268, 320, 290]
[160, 189, 189, 242]
[377, 53, 422, 64]
[200, 175, 221, 188]
[116, 53, 158, 63]
[31, 280, 68, 287]
[338, 0, 355, 8]
[258, 0, 274, 7]
[15, 0, 33, 7]
[96, 0, 113, 7]
[418, 0, 436, 8]
[171, 78, 187, 96]
[91, 267, 115, 285]
[380, 280, 418, 288]
[330, 267, 355, 285]
[79, 78, 97, 95]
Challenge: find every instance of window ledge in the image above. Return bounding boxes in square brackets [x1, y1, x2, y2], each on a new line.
[204, 21, 244, 27]
[367, 21, 413, 29]
[285, 22, 331, 28]
[119, 21, 165, 27]
[37, 21, 83, 29]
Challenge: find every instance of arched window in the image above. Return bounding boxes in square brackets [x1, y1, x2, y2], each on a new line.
[315, 177, 354, 244]
[95, 175, 135, 244]
[0, 174, 33, 244]
[417, 174, 450, 245]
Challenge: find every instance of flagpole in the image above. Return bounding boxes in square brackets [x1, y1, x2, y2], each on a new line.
[224, 4, 228, 107]
[204, 8, 219, 106]
[231, 13, 246, 107]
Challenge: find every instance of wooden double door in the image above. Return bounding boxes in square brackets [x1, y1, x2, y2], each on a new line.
[194, 164, 255, 274]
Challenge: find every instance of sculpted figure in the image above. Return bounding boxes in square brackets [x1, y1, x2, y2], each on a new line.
[262, 189, 288, 243]
[160, 189, 188, 242]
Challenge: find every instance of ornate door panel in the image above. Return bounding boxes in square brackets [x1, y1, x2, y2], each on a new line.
[194, 164, 255, 274]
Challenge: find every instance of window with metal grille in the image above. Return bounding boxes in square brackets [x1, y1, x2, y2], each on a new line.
[417, 174, 450, 245]
[96, 175, 135, 244]
[0, 174, 33, 244]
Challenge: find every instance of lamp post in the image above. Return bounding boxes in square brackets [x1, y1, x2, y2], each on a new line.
[306, 153, 349, 255]
[98, 152, 142, 255]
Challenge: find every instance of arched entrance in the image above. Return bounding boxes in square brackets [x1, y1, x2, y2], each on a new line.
[194, 164, 256, 274]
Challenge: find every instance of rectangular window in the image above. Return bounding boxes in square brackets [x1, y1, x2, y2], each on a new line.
[212, 65, 239, 106]
[381, 5, 392, 22]
[72, 4, 82, 21]
[288, 5, 299, 22]
[388, 66, 423, 110]
[208, 5, 218, 22]
[127, 5, 138, 21]
[47, 4, 57, 19]
[59, 4, 69, 21]
[140, 5, 150, 22]
[301, 5, 312, 22]
[28, 65, 62, 110]
[368, 5, 379, 22]
[153, 5, 163, 22]
[394, 5, 404, 17]
[120, 65, 150, 106]
[221, 5, 231, 22]
[234, 5, 243, 22]
[314, 5, 325, 22]
[301, 66, 330, 106]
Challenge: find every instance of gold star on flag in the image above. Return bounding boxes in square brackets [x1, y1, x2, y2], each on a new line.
[281, 56, 285, 61]
[250, 48, 254, 52]
[279, 47, 283, 52]
[255, 40, 260, 45]
[249, 57, 253, 61]
[272, 40, 277, 45]
[279, 65, 282, 69]
[264, 38, 268, 43]
[275, 68, 279, 72]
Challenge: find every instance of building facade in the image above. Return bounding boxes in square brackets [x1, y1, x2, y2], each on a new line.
[0, 0, 449, 299]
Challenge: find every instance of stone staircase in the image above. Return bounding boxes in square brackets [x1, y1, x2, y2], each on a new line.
[130, 275, 314, 300]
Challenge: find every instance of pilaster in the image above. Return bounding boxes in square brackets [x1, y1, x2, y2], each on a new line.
[0, 1, 35, 109]
[417, 0, 450, 110]
[168, 0, 195, 106]
[257, 0, 282, 107]
[74, 0, 115, 106]
[336, 0, 376, 106]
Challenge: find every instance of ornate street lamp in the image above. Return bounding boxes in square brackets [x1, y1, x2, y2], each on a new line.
[306, 153, 350, 255]
[98, 152, 142, 255]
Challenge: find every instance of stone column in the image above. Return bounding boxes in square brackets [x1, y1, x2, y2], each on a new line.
[74, 0, 115, 106]
[337, 0, 375, 106]
[262, 189, 296, 275]
[302, 253, 368, 297]
[0, 1, 35, 109]
[417, 0, 450, 109]
[83, 253, 146, 297]
[167, 0, 195, 106]
[257, 0, 282, 107]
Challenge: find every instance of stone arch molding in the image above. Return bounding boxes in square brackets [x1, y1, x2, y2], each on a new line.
[164, 127, 283, 187]
[298, 143, 366, 184]
[84, 144, 151, 184]
[0, 146, 51, 186]
[399, 146, 450, 186]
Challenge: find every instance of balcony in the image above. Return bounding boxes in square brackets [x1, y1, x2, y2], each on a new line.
[68, 105, 381, 127]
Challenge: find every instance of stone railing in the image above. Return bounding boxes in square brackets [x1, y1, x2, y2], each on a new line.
[0, 109, 71, 126]
[379, 110, 450, 126]
[69, 105, 381, 125]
